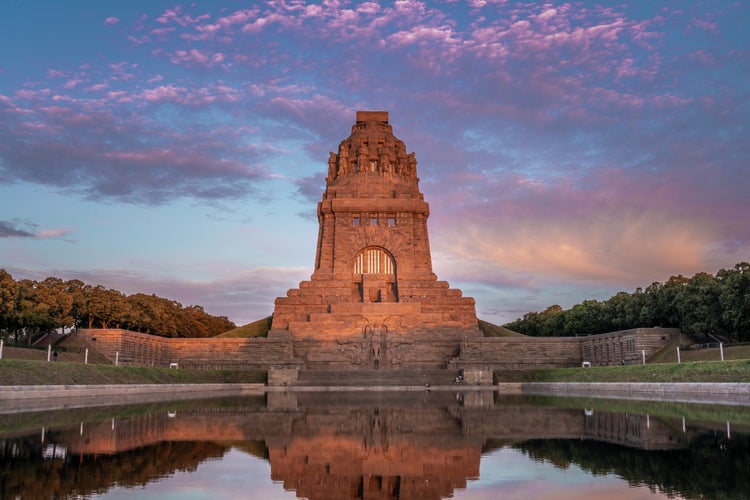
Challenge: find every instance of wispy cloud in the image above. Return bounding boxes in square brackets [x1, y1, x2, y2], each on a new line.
[0, 220, 73, 240]
[0, 220, 36, 238]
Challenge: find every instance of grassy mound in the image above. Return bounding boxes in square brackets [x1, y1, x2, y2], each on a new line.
[478, 319, 525, 337]
[216, 316, 273, 338]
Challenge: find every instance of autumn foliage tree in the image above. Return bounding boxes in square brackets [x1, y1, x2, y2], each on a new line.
[0, 270, 235, 342]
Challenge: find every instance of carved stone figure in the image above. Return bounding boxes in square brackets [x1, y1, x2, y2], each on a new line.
[327, 152, 337, 180]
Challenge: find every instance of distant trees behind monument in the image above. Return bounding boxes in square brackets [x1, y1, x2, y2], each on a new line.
[503, 262, 750, 342]
[0, 270, 235, 343]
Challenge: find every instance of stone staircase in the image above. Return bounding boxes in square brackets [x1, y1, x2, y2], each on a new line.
[293, 368, 462, 387]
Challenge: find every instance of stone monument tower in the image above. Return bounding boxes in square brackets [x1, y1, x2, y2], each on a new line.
[269, 111, 480, 369]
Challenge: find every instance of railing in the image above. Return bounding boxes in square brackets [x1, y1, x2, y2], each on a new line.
[687, 342, 722, 350]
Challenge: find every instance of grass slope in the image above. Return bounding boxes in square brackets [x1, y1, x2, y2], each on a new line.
[216, 316, 273, 338]
[654, 343, 750, 363]
[478, 319, 525, 337]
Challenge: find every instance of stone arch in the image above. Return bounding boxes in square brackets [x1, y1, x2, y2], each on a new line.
[352, 246, 398, 303]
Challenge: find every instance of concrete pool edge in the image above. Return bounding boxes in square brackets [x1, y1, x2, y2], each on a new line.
[2, 382, 749, 412]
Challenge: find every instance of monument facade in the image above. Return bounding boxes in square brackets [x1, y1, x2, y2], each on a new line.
[268, 111, 481, 369]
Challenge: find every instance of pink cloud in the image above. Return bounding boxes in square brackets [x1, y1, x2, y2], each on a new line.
[0, 87, 271, 204]
[209, 8, 258, 33]
[426, 147, 748, 295]
[140, 84, 185, 102]
[689, 17, 719, 34]
[156, 6, 210, 27]
[168, 49, 226, 68]
[63, 78, 83, 89]
[136, 82, 239, 106]
[0, 94, 21, 113]
[103, 17, 120, 25]
[85, 83, 109, 92]
[150, 27, 176, 37]
[387, 25, 460, 47]
[127, 34, 150, 45]
[37, 227, 75, 239]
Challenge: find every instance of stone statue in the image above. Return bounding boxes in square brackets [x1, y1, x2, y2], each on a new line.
[371, 326, 382, 361]
[339, 146, 349, 175]
[407, 152, 417, 178]
[328, 152, 337, 180]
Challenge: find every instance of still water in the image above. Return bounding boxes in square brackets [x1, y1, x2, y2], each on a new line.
[1, 390, 748, 499]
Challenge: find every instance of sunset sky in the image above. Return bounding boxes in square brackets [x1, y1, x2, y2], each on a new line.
[1, 1, 747, 327]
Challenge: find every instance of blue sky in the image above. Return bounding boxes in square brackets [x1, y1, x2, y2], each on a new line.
[1, 0, 748, 326]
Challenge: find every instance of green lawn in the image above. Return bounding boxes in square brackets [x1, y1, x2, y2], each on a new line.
[495, 359, 750, 383]
[0, 359, 266, 385]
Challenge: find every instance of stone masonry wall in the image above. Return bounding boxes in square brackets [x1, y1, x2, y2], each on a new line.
[75, 327, 677, 372]
[76, 329, 298, 370]
[455, 327, 678, 371]
[580, 327, 678, 366]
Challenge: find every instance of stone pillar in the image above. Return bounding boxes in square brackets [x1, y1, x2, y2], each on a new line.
[462, 367, 493, 385]
[268, 367, 299, 386]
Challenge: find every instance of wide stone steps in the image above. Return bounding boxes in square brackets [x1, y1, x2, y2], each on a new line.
[293, 369, 461, 387]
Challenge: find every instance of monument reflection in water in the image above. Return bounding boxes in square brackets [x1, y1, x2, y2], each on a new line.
[1, 391, 749, 499]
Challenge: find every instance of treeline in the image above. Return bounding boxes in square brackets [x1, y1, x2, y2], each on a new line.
[0, 270, 235, 343]
[503, 262, 750, 342]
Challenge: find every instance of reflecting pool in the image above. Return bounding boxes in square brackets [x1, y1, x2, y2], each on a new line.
[1, 390, 749, 499]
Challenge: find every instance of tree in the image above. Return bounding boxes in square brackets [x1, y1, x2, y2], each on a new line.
[603, 292, 633, 331]
[0, 272, 236, 339]
[717, 262, 750, 342]
[65, 279, 88, 331]
[676, 272, 724, 336]
[38, 277, 74, 334]
[0, 269, 18, 334]
[564, 300, 607, 336]
[15, 279, 59, 344]
[85, 286, 126, 329]
[503, 263, 750, 340]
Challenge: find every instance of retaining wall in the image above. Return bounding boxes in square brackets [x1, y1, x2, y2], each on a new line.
[75, 327, 678, 371]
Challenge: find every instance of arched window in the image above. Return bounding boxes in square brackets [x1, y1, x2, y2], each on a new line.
[353, 247, 395, 274]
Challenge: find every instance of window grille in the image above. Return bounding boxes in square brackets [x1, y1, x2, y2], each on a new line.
[353, 247, 394, 274]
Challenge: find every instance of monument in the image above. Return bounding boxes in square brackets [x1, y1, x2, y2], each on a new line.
[73, 112, 678, 381]
[268, 111, 482, 370]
